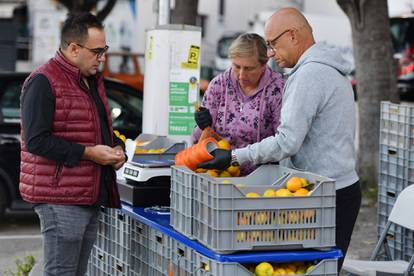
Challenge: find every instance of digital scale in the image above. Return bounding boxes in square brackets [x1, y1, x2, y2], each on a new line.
[118, 134, 185, 207]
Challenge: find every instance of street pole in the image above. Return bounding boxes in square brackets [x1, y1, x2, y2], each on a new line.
[158, 0, 170, 25]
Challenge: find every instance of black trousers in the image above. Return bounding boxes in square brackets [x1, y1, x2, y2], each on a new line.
[336, 181, 362, 272]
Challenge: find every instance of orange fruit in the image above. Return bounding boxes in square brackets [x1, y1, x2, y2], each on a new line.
[219, 170, 232, 177]
[226, 165, 240, 177]
[263, 188, 276, 197]
[293, 188, 309, 196]
[246, 192, 260, 198]
[275, 188, 293, 197]
[207, 170, 219, 177]
[286, 177, 304, 192]
[217, 139, 231, 150]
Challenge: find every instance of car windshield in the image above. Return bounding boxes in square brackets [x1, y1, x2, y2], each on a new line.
[390, 17, 414, 54]
[0, 78, 22, 123]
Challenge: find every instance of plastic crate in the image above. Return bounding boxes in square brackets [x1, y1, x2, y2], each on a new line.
[96, 207, 131, 262]
[148, 226, 171, 275]
[379, 145, 414, 183]
[191, 165, 336, 253]
[377, 213, 414, 263]
[130, 220, 150, 276]
[377, 185, 399, 218]
[170, 238, 195, 276]
[170, 166, 195, 239]
[194, 253, 337, 276]
[380, 101, 414, 149]
[87, 245, 130, 276]
[168, 239, 338, 276]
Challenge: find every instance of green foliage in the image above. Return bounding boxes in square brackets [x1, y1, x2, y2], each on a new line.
[4, 255, 36, 276]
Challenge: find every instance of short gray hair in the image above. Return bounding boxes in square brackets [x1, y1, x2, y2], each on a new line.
[228, 33, 268, 65]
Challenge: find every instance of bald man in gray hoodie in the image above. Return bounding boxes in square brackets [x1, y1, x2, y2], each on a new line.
[199, 8, 361, 271]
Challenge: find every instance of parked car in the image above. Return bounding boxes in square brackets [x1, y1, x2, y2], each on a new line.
[390, 14, 414, 100]
[0, 72, 143, 216]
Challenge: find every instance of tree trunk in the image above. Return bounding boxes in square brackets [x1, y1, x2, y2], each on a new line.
[57, 0, 117, 22]
[337, 0, 398, 189]
[171, 0, 199, 25]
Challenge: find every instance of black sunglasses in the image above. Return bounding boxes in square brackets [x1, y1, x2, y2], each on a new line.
[76, 43, 109, 58]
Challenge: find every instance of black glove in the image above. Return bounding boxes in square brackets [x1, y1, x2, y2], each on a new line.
[195, 106, 212, 130]
[198, 148, 231, 170]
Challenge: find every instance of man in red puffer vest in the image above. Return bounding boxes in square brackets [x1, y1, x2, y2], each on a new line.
[20, 13, 125, 275]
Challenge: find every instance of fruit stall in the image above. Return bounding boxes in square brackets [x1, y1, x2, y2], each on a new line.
[86, 132, 341, 276]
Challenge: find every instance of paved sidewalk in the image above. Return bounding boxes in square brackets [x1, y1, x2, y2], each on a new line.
[340, 197, 377, 275]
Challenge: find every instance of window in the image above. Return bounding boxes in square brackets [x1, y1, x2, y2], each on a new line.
[105, 81, 143, 138]
[0, 79, 22, 123]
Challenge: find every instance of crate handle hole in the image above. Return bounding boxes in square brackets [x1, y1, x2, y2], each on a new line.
[201, 262, 210, 271]
[156, 235, 163, 244]
[386, 233, 395, 240]
[177, 248, 185, 257]
[386, 191, 396, 198]
[117, 214, 125, 221]
[116, 264, 123, 272]
[388, 149, 397, 155]
[98, 254, 104, 261]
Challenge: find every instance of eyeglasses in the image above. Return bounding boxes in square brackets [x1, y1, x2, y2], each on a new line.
[76, 43, 109, 59]
[266, 29, 291, 53]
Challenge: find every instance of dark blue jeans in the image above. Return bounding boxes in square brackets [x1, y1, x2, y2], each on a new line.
[34, 204, 100, 276]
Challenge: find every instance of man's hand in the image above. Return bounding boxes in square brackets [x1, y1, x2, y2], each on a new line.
[83, 145, 124, 166]
[112, 145, 126, 170]
[198, 148, 231, 170]
[195, 106, 213, 130]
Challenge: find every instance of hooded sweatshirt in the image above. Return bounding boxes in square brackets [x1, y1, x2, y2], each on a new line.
[192, 66, 284, 175]
[234, 43, 358, 189]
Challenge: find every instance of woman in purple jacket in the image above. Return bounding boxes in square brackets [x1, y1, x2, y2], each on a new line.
[192, 33, 284, 175]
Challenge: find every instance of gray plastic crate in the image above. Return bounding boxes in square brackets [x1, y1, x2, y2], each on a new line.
[87, 245, 130, 276]
[169, 240, 337, 276]
[379, 145, 414, 182]
[378, 173, 411, 195]
[170, 166, 195, 238]
[377, 185, 399, 218]
[170, 238, 195, 275]
[96, 207, 131, 262]
[148, 227, 171, 275]
[130, 220, 150, 276]
[194, 253, 337, 276]
[191, 165, 336, 253]
[380, 101, 414, 149]
[377, 212, 414, 262]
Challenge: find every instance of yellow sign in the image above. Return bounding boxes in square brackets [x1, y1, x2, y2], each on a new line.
[181, 45, 200, 69]
[147, 36, 154, 61]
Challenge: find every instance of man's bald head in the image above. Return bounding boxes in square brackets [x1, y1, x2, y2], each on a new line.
[264, 8, 315, 68]
[265, 8, 312, 38]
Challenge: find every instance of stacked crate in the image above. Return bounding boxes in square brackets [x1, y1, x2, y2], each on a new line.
[87, 207, 132, 275]
[87, 207, 172, 276]
[170, 164, 339, 275]
[378, 101, 414, 261]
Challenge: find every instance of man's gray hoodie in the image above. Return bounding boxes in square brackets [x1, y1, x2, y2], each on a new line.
[234, 43, 359, 189]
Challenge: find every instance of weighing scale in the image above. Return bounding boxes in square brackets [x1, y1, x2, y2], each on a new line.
[118, 134, 185, 207]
